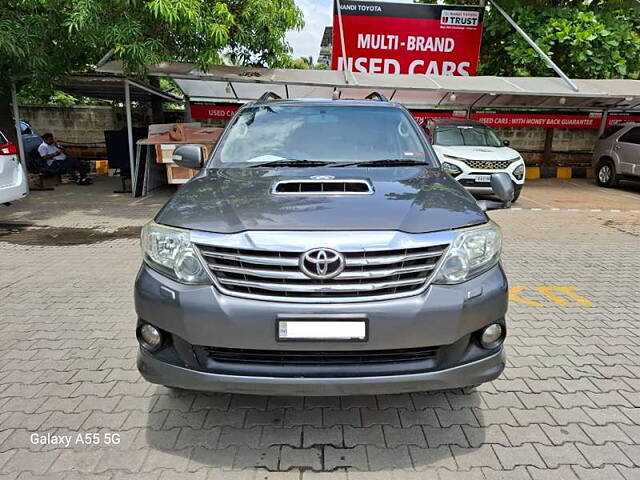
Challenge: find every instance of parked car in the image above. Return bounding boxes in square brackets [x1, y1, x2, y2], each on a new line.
[592, 122, 640, 188]
[135, 94, 513, 395]
[20, 120, 42, 157]
[423, 119, 525, 202]
[0, 129, 29, 205]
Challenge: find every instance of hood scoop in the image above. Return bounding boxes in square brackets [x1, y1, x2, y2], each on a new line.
[272, 179, 374, 195]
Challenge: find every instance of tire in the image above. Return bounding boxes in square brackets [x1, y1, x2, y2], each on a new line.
[596, 159, 618, 188]
[512, 185, 522, 203]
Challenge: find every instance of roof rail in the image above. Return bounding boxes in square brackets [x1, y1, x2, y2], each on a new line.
[257, 91, 282, 102]
[365, 91, 389, 102]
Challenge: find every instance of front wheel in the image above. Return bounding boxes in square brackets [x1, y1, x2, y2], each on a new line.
[596, 160, 618, 188]
[511, 182, 524, 203]
[512, 186, 522, 203]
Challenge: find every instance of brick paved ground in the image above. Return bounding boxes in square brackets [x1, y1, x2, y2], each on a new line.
[1, 178, 639, 479]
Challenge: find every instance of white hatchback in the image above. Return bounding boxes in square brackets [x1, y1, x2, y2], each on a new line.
[0, 130, 29, 205]
[424, 119, 525, 202]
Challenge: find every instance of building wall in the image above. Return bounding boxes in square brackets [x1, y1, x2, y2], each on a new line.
[19, 105, 185, 160]
[20, 105, 124, 145]
[496, 127, 597, 167]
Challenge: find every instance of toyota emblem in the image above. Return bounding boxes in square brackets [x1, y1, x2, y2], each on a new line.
[299, 248, 345, 279]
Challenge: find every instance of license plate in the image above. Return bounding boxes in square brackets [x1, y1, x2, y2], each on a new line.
[474, 175, 491, 183]
[278, 320, 367, 341]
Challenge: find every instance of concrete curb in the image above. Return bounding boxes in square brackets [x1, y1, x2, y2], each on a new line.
[526, 166, 595, 180]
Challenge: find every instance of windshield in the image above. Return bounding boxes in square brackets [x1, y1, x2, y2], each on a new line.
[435, 125, 503, 147]
[215, 105, 428, 164]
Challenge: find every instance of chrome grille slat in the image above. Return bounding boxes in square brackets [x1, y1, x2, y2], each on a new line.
[196, 242, 448, 301]
[200, 251, 299, 266]
[209, 263, 436, 280]
[345, 250, 445, 266]
[217, 276, 427, 292]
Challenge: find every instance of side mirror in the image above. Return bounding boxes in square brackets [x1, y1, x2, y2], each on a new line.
[172, 144, 204, 169]
[502, 139, 510, 147]
[477, 173, 515, 211]
[491, 172, 515, 203]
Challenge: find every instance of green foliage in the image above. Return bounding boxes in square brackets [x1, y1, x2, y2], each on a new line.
[287, 56, 321, 70]
[417, 0, 640, 79]
[480, 2, 640, 79]
[0, 0, 304, 102]
[17, 85, 109, 107]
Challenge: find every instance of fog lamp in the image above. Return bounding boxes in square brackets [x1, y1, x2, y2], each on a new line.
[139, 324, 162, 351]
[480, 323, 504, 349]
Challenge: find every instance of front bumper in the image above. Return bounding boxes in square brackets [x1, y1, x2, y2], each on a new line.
[447, 159, 525, 195]
[135, 262, 508, 394]
[138, 346, 505, 395]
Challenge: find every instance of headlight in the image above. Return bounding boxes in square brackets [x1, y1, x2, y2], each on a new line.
[513, 163, 525, 180]
[140, 221, 210, 284]
[433, 222, 502, 284]
[442, 161, 462, 176]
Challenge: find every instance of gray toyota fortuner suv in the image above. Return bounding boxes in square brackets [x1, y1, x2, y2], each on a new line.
[135, 93, 513, 395]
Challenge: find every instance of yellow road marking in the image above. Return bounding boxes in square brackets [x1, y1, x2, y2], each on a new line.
[509, 286, 545, 307]
[534, 286, 595, 307]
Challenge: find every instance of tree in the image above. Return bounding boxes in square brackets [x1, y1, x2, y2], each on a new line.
[479, 1, 640, 79]
[417, 0, 640, 80]
[287, 56, 330, 70]
[0, 0, 304, 143]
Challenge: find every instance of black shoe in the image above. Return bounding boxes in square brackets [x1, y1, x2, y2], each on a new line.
[77, 177, 93, 185]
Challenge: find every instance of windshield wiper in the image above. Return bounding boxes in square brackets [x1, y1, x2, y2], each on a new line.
[248, 159, 332, 168]
[335, 159, 429, 167]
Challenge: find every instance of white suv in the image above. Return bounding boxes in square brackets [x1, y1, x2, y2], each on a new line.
[0, 130, 29, 205]
[424, 119, 525, 202]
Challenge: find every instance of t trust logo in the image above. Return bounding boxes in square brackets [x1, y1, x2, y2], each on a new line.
[441, 10, 480, 28]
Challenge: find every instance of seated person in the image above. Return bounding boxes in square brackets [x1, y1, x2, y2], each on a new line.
[37, 133, 92, 185]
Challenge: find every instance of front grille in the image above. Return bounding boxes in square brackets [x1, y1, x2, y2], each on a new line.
[200, 346, 439, 365]
[196, 243, 448, 301]
[193, 345, 442, 377]
[462, 159, 512, 170]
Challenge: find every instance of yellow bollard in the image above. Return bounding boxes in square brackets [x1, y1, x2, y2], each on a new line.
[556, 167, 572, 179]
[525, 167, 540, 180]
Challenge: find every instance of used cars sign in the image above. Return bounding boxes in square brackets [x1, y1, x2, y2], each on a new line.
[331, 0, 484, 76]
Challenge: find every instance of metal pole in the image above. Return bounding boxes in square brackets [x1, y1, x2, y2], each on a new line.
[184, 95, 192, 123]
[334, 0, 355, 85]
[598, 109, 609, 137]
[124, 80, 135, 196]
[489, 0, 579, 93]
[10, 80, 26, 168]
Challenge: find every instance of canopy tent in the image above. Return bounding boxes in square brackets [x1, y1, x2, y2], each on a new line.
[96, 61, 640, 112]
[10, 74, 181, 172]
[56, 75, 182, 189]
[86, 61, 640, 196]
[58, 74, 182, 103]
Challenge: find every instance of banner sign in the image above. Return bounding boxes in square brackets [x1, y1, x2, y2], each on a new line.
[471, 111, 604, 129]
[410, 110, 631, 129]
[190, 103, 239, 121]
[190, 103, 640, 130]
[331, 1, 484, 76]
[607, 113, 640, 126]
[411, 110, 466, 123]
